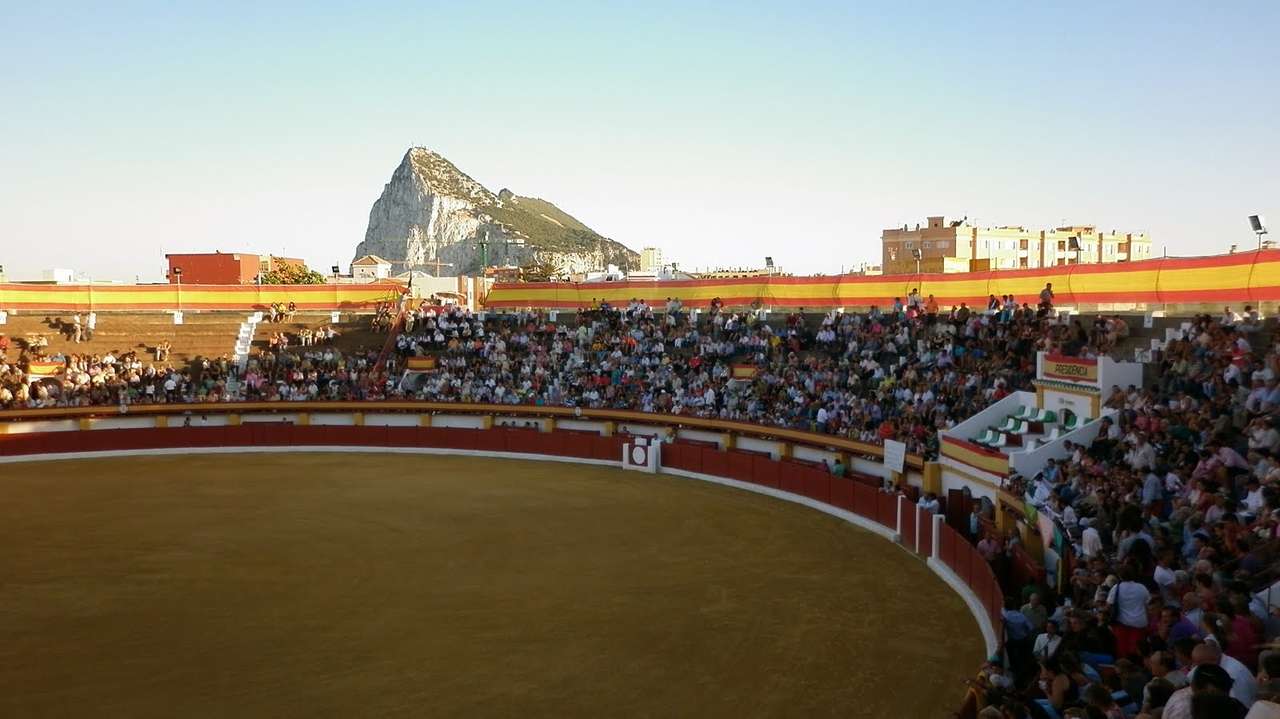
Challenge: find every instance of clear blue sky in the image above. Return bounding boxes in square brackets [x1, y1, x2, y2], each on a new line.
[2, 1, 1277, 281]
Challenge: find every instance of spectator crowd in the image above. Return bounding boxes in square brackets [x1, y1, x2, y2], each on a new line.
[2, 296, 1279, 719]
[970, 310, 1280, 718]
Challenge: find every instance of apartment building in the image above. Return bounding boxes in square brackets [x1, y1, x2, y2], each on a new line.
[881, 216, 1152, 275]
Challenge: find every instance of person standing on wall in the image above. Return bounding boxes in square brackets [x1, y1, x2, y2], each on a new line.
[1039, 283, 1055, 311]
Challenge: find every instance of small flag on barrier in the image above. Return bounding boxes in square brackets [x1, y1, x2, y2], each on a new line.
[730, 364, 758, 380]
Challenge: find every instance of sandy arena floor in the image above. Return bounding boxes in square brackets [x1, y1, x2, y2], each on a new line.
[0, 453, 981, 717]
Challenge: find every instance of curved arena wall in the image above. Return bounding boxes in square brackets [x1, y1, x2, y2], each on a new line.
[0, 407, 998, 661]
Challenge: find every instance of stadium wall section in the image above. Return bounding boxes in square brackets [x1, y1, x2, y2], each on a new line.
[0, 283, 406, 311]
[484, 248, 1280, 309]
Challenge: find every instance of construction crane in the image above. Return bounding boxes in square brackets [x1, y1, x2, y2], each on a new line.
[477, 229, 524, 272]
[423, 257, 454, 275]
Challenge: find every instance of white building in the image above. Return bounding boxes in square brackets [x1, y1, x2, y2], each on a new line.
[350, 255, 393, 282]
[42, 268, 77, 284]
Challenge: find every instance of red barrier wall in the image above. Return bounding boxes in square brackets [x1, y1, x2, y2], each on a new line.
[900, 501, 917, 553]
[917, 507, 934, 559]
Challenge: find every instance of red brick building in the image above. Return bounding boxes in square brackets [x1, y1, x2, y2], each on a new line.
[164, 253, 306, 284]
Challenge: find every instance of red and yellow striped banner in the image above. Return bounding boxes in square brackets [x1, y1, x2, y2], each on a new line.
[405, 357, 438, 371]
[941, 436, 1009, 478]
[484, 249, 1280, 309]
[0, 282, 407, 312]
[26, 361, 63, 377]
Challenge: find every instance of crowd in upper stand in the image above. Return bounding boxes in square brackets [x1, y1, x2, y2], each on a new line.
[391, 292, 1113, 459]
[0, 294, 1249, 462]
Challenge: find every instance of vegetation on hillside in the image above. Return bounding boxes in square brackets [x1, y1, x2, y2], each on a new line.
[483, 192, 637, 267]
[518, 257, 567, 283]
[262, 260, 326, 285]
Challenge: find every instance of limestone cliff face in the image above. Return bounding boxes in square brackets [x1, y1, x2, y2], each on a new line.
[354, 148, 638, 275]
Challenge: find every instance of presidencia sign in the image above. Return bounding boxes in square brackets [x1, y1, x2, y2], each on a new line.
[1041, 354, 1099, 384]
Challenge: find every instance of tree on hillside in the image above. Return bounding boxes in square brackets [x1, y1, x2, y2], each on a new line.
[519, 257, 566, 283]
[261, 259, 326, 285]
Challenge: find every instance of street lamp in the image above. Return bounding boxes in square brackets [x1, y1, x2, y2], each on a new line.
[1249, 215, 1269, 249]
[1067, 236, 1082, 264]
[172, 267, 183, 285]
[911, 248, 923, 274]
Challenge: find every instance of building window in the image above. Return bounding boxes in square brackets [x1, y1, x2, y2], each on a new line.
[904, 241, 914, 249]
[923, 241, 933, 249]
[936, 241, 949, 250]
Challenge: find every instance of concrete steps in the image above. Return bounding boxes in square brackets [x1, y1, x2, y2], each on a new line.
[1, 312, 291, 364]
[250, 315, 388, 356]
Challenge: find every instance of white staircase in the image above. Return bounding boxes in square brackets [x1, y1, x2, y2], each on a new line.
[233, 312, 262, 373]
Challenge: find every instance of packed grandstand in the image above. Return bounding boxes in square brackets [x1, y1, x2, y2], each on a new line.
[2, 292, 1280, 719]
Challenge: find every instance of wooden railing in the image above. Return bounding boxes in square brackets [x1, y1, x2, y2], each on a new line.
[0, 401, 924, 469]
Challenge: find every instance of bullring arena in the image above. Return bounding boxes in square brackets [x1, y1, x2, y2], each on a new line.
[1, 447, 980, 717]
[4, 257, 1279, 717]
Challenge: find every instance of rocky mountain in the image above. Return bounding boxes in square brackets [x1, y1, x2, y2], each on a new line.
[354, 148, 638, 276]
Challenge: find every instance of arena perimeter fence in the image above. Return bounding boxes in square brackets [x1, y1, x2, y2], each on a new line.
[0, 405, 1002, 712]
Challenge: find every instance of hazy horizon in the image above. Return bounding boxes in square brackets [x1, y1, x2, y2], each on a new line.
[2, 2, 1277, 282]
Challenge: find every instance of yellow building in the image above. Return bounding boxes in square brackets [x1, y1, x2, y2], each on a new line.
[881, 216, 1152, 275]
[640, 247, 664, 272]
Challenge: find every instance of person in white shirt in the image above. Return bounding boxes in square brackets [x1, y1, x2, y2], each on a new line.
[1153, 551, 1178, 604]
[1127, 435, 1157, 472]
[1164, 644, 1256, 719]
[1081, 524, 1104, 559]
[1107, 566, 1152, 658]
[1031, 619, 1062, 661]
[1210, 641, 1258, 708]
[918, 493, 940, 514]
[1244, 478, 1267, 520]
[1248, 418, 1279, 453]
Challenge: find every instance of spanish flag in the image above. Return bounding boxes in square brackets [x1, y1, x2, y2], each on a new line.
[730, 364, 759, 380]
[26, 360, 64, 380]
[406, 356, 438, 371]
